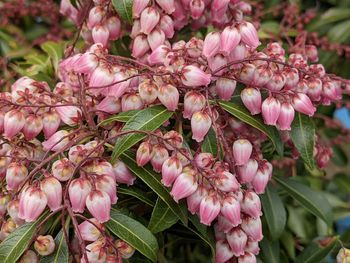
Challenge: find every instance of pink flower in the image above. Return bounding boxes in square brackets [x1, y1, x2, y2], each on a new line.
[221, 196, 241, 226]
[212, 0, 230, 11]
[181, 65, 211, 87]
[183, 91, 206, 119]
[159, 15, 174, 38]
[194, 153, 214, 169]
[241, 217, 263, 242]
[79, 218, 102, 242]
[96, 96, 121, 114]
[202, 32, 221, 58]
[187, 185, 208, 215]
[215, 78, 237, 101]
[147, 28, 165, 51]
[199, 194, 221, 225]
[133, 0, 150, 18]
[148, 44, 170, 65]
[161, 156, 182, 187]
[237, 159, 258, 183]
[151, 145, 169, 172]
[227, 228, 248, 257]
[156, 0, 175, 14]
[87, 6, 105, 29]
[95, 175, 118, 204]
[262, 97, 281, 125]
[232, 139, 253, 166]
[40, 177, 62, 211]
[245, 240, 260, 255]
[238, 22, 260, 48]
[42, 111, 61, 139]
[170, 169, 198, 202]
[238, 252, 257, 263]
[241, 191, 262, 219]
[4, 109, 25, 139]
[86, 190, 111, 223]
[19, 186, 47, 222]
[113, 160, 136, 185]
[190, 0, 205, 19]
[6, 163, 28, 191]
[136, 141, 153, 167]
[215, 171, 240, 192]
[132, 34, 151, 58]
[220, 26, 241, 55]
[266, 72, 286, 92]
[292, 93, 316, 116]
[68, 177, 92, 213]
[121, 93, 144, 111]
[277, 102, 295, 130]
[215, 240, 234, 263]
[23, 115, 43, 140]
[158, 84, 179, 111]
[55, 106, 82, 126]
[74, 52, 99, 74]
[52, 158, 74, 181]
[42, 130, 70, 152]
[140, 7, 160, 34]
[191, 111, 212, 142]
[92, 24, 109, 47]
[106, 17, 121, 40]
[89, 65, 115, 94]
[251, 168, 269, 194]
[241, 88, 262, 115]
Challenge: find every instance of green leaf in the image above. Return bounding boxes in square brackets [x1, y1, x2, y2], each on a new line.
[328, 20, 350, 43]
[290, 113, 317, 173]
[274, 177, 333, 226]
[98, 110, 139, 126]
[333, 173, 350, 193]
[308, 8, 350, 31]
[112, 0, 133, 24]
[280, 231, 295, 259]
[295, 236, 338, 263]
[118, 186, 155, 207]
[0, 213, 47, 263]
[332, 146, 348, 167]
[260, 184, 286, 240]
[111, 105, 173, 162]
[219, 100, 283, 155]
[202, 128, 219, 157]
[106, 208, 159, 262]
[148, 198, 179, 233]
[40, 41, 65, 73]
[260, 238, 280, 263]
[40, 229, 69, 263]
[120, 151, 188, 225]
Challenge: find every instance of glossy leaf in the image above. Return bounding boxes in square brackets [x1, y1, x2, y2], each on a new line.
[120, 151, 188, 225]
[260, 184, 286, 240]
[274, 177, 333, 226]
[0, 213, 47, 263]
[111, 105, 173, 161]
[97, 110, 139, 127]
[295, 236, 338, 263]
[219, 100, 283, 155]
[112, 0, 133, 24]
[148, 197, 179, 233]
[290, 113, 316, 172]
[106, 208, 159, 262]
[40, 230, 69, 263]
[260, 238, 280, 263]
[118, 186, 155, 207]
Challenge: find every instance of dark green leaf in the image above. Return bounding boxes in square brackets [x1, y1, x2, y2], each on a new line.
[274, 177, 333, 226]
[296, 236, 338, 263]
[280, 231, 295, 260]
[328, 20, 350, 43]
[148, 198, 179, 233]
[97, 110, 139, 127]
[333, 173, 350, 193]
[112, 0, 133, 24]
[331, 146, 348, 167]
[40, 229, 69, 263]
[202, 128, 219, 157]
[118, 186, 155, 207]
[120, 151, 188, 225]
[260, 184, 286, 240]
[0, 213, 47, 263]
[260, 238, 280, 263]
[290, 113, 316, 173]
[106, 208, 159, 262]
[111, 105, 173, 161]
[308, 8, 350, 31]
[219, 100, 283, 155]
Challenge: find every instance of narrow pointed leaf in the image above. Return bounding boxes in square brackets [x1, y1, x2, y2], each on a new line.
[202, 128, 219, 157]
[98, 110, 139, 126]
[106, 208, 159, 262]
[260, 238, 280, 263]
[148, 198, 179, 233]
[274, 177, 333, 226]
[118, 186, 155, 207]
[120, 151, 188, 225]
[112, 0, 133, 24]
[40, 41, 64, 73]
[260, 184, 286, 240]
[219, 100, 283, 155]
[111, 105, 173, 162]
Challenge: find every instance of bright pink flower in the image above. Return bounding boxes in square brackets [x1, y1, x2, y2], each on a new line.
[220, 26, 241, 55]
[156, 0, 175, 14]
[79, 218, 102, 242]
[217, 215, 234, 233]
[202, 32, 221, 58]
[140, 7, 160, 34]
[251, 168, 269, 194]
[87, 6, 105, 29]
[240, 63, 256, 84]
[237, 159, 258, 183]
[199, 194, 221, 225]
[161, 156, 182, 187]
[107, 71, 131, 98]
[208, 54, 228, 75]
[106, 16, 121, 40]
[232, 139, 253, 166]
[59, 0, 78, 23]
[245, 239, 260, 255]
[147, 28, 165, 51]
[19, 186, 47, 222]
[86, 190, 111, 223]
[215, 240, 234, 263]
[136, 141, 153, 166]
[148, 44, 170, 65]
[133, 0, 150, 18]
[212, 0, 230, 10]
[52, 158, 74, 181]
[183, 91, 206, 119]
[113, 160, 136, 186]
[292, 93, 316, 116]
[266, 72, 286, 92]
[238, 252, 257, 263]
[6, 162, 28, 191]
[241, 191, 261, 219]
[159, 15, 174, 38]
[187, 185, 208, 214]
[68, 178, 92, 213]
[181, 65, 211, 87]
[215, 171, 240, 192]
[158, 84, 179, 111]
[227, 228, 248, 257]
[23, 115, 43, 140]
[151, 145, 169, 172]
[95, 175, 118, 204]
[215, 78, 237, 101]
[252, 65, 272, 87]
[238, 22, 260, 48]
[262, 97, 281, 125]
[221, 196, 241, 226]
[42, 111, 61, 139]
[96, 96, 121, 114]
[229, 44, 247, 62]
[56, 106, 82, 127]
[170, 169, 198, 202]
[42, 130, 70, 152]
[241, 216, 263, 242]
[277, 102, 295, 130]
[191, 111, 212, 142]
[40, 176, 62, 211]
[92, 24, 110, 47]
[133, 34, 151, 57]
[4, 109, 25, 139]
[89, 65, 115, 94]
[190, 0, 205, 19]
[74, 52, 99, 74]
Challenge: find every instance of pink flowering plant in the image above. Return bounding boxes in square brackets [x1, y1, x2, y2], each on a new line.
[1, 0, 350, 262]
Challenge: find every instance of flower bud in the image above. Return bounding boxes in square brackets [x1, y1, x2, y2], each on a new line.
[190, 0, 205, 19]
[116, 239, 136, 259]
[132, 34, 151, 58]
[215, 78, 237, 101]
[95, 175, 118, 204]
[121, 93, 144, 111]
[253, 65, 272, 87]
[229, 43, 247, 62]
[40, 176, 62, 211]
[183, 91, 206, 119]
[92, 24, 109, 47]
[241, 191, 261, 218]
[69, 177, 92, 213]
[191, 111, 212, 142]
[307, 77, 323, 101]
[56, 106, 82, 126]
[7, 199, 24, 225]
[4, 109, 25, 139]
[87, 6, 105, 29]
[238, 22, 260, 48]
[42, 130, 70, 152]
[227, 228, 248, 257]
[113, 160, 136, 185]
[232, 139, 253, 166]
[151, 145, 169, 172]
[238, 252, 257, 263]
[181, 65, 211, 87]
[199, 194, 221, 226]
[0, 195, 10, 217]
[337, 248, 350, 263]
[284, 68, 299, 89]
[251, 168, 269, 194]
[161, 156, 182, 187]
[221, 196, 241, 226]
[147, 28, 165, 51]
[170, 169, 198, 202]
[241, 217, 263, 242]
[220, 26, 241, 55]
[34, 235, 55, 256]
[86, 190, 111, 223]
[136, 141, 153, 166]
[18, 250, 38, 263]
[277, 102, 295, 131]
[237, 159, 258, 183]
[187, 185, 208, 214]
[6, 162, 28, 191]
[262, 97, 281, 125]
[83, 239, 107, 263]
[19, 186, 48, 222]
[266, 72, 286, 92]
[148, 44, 170, 65]
[245, 239, 260, 255]
[202, 32, 221, 58]
[292, 93, 316, 116]
[23, 115, 43, 140]
[79, 218, 102, 242]
[42, 111, 61, 139]
[158, 84, 179, 111]
[159, 15, 174, 38]
[156, 0, 175, 14]
[89, 65, 114, 93]
[1, 218, 17, 240]
[138, 80, 158, 104]
[194, 153, 214, 169]
[240, 63, 256, 84]
[140, 7, 160, 34]
[52, 158, 74, 181]
[96, 96, 121, 114]
[106, 16, 121, 40]
[240, 88, 261, 115]
[133, 0, 150, 18]
[215, 240, 234, 263]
